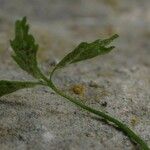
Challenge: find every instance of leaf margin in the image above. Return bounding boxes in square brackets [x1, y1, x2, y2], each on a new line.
[0, 80, 40, 98]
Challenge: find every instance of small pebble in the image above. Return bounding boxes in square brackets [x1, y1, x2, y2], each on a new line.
[85, 132, 95, 138]
[89, 80, 99, 88]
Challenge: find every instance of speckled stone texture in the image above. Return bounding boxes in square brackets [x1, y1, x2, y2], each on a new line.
[0, 0, 150, 150]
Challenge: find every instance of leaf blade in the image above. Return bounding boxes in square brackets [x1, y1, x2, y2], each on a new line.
[55, 34, 119, 69]
[10, 17, 41, 79]
[0, 80, 39, 97]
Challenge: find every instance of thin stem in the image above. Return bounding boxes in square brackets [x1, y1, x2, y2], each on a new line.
[40, 72, 149, 150]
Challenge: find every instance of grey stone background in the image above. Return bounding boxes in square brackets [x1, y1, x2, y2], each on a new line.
[0, 0, 150, 149]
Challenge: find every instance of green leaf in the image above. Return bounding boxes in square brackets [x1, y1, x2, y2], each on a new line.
[0, 80, 39, 97]
[10, 17, 42, 79]
[55, 34, 118, 69]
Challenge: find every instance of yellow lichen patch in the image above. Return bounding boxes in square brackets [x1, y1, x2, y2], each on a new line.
[130, 116, 139, 127]
[72, 84, 85, 95]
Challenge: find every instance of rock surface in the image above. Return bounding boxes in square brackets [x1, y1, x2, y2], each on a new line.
[0, 0, 150, 150]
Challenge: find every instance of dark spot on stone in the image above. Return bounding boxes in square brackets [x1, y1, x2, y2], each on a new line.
[49, 59, 58, 67]
[101, 101, 107, 107]
[43, 89, 49, 93]
[73, 111, 77, 115]
[18, 134, 25, 141]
